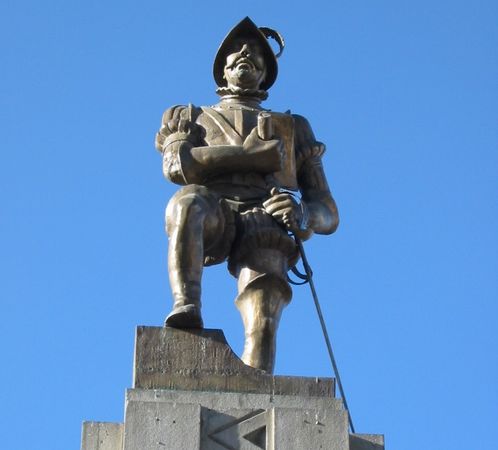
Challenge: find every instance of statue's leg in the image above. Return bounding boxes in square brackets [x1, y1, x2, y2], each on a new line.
[235, 250, 292, 374]
[165, 185, 226, 328]
[229, 207, 297, 373]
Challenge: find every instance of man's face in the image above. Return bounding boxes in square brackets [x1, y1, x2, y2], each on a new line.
[223, 40, 267, 90]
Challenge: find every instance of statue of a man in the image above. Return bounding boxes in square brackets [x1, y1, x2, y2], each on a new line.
[155, 17, 338, 373]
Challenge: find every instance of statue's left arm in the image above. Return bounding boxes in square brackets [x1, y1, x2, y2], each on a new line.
[263, 114, 339, 240]
[294, 114, 339, 238]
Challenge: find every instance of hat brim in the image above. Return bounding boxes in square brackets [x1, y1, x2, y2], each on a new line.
[213, 17, 278, 91]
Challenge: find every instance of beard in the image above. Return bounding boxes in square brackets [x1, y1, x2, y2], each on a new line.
[226, 63, 264, 89]
[234, 66, 254, 82]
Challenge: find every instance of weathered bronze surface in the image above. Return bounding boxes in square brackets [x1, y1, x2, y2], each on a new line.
[155, 17, 338, 374]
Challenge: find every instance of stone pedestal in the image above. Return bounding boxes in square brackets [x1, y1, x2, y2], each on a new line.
[81, 327, 384, 450]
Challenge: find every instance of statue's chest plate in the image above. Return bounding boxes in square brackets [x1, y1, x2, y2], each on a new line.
[198, 106, 298, 190]
[199, 107, 259, 145]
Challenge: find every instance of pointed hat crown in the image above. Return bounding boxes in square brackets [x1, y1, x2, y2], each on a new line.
[213, 17, 284, 91]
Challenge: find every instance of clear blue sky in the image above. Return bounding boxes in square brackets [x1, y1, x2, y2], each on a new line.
[1, 1, 497, 449]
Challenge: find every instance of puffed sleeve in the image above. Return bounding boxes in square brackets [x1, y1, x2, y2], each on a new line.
[155, 105, 187, 152]
[293, 114, 330, 192]
[155, 104, 203, 185]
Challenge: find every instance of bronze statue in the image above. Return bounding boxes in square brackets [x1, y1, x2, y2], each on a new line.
[155, 17, 338, 374]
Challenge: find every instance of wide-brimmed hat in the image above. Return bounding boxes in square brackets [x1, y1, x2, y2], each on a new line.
[213, 17, 284, 91]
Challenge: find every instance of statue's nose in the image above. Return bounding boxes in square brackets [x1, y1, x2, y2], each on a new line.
[240, 44, 250, 57]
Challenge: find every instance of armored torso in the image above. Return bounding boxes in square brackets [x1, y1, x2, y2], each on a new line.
[195, 100, 298, 201]
[156, 97, 328, 203]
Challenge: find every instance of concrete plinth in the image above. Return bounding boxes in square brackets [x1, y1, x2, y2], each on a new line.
[81, 326, 384, 449]
[81, 422, 123, 450]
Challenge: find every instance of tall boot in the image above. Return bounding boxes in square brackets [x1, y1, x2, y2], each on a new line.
[235, 274, 292, 373]
[164, 189, 208, 329]
[165, 267, 203, 328]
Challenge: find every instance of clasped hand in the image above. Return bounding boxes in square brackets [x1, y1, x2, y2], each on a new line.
[263, 188, 304, 233]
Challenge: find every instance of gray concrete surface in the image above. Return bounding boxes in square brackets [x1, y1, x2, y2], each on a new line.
[124, 388, 349, 450]
[123, 400, 201, 450]
[81, 422, 123, 450]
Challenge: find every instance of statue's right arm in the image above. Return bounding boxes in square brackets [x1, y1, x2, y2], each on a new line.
[156, 106, 282, 185]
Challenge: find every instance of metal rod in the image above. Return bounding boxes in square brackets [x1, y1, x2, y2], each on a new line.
[295, 237, 356, 434]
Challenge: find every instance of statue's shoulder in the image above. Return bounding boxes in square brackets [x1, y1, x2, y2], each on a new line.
[156, 104, 203, 152]
[288, 112, 325, 162]
[288, 112, 313, 131]
[267, 110, 314, 132]
[289, 112, 315, 143]
[161, 104, 202, 124]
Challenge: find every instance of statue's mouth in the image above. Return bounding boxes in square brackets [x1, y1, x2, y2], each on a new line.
[237, 64, 252, 74]
[232, 57, 256, 71]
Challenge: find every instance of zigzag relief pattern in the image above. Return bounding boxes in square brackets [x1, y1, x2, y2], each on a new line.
[202, 408, 268, 450]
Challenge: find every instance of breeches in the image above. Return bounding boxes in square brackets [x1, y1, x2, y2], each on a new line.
[165, 184, 299, 279]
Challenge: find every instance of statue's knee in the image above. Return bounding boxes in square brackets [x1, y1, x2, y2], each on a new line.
[165, 185, 225, 243]
[166, 185, 211, 229]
